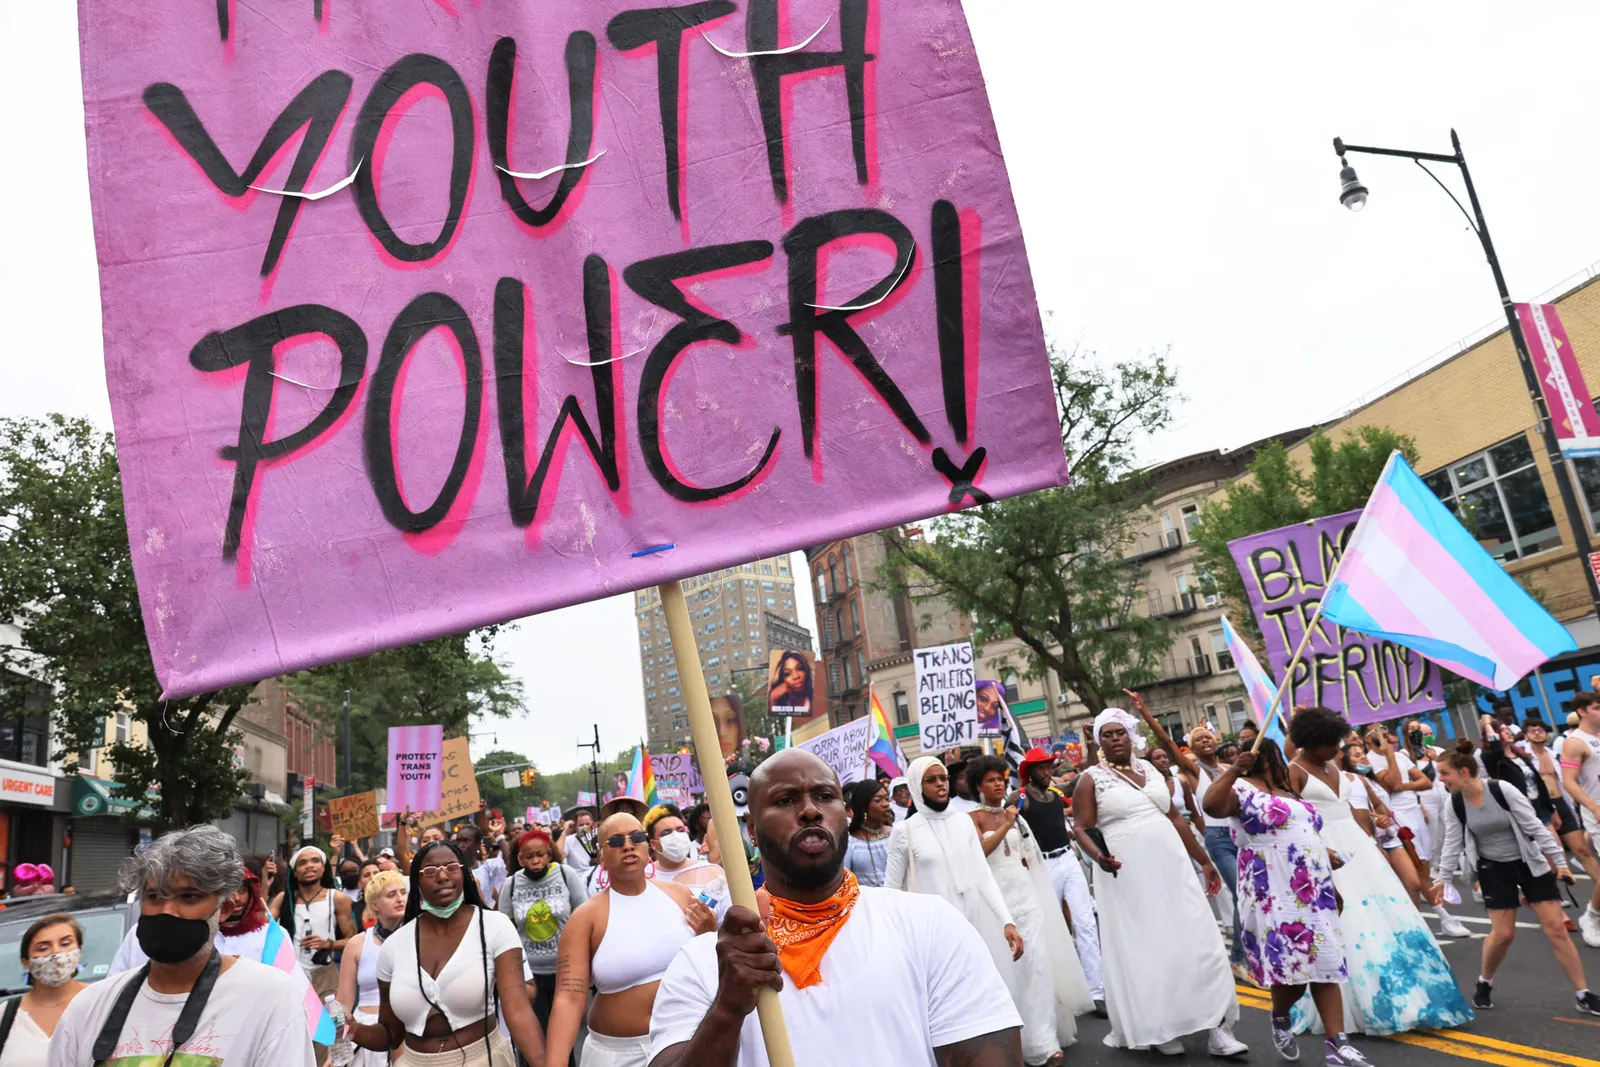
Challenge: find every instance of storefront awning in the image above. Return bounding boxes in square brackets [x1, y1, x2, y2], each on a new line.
[72, 775, 158, 820]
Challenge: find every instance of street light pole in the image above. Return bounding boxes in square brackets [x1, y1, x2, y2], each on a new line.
[341, 690, 352, 792]
[1334, 129, 1600, 619]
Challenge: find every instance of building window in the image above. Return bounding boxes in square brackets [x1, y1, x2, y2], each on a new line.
[1003, 671, 1020, 703]
[1181, 503, 1200, 535]
[1422, 434, 1559, 560]
[856, 649, 867, 683]
[1225, 698, 1247, 734]
[115, 710, 132, 744]
[894, 691, 910, 725]
[842, 543, 855, 585]
[849, 599, 860, 635]
[1211, 631, 1234, 671]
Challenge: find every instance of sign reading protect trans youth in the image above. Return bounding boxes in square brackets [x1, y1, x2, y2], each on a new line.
[80, 0, 1066, 697]
[1227, 511, 1443, 723]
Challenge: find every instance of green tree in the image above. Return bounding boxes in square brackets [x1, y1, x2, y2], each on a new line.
[882, 345, 1180, 715]
[474, 749, 540, 818]
[284, 633, 523, 794]
[1191, 427, 1418, 632]
[0, 415, 253, 827]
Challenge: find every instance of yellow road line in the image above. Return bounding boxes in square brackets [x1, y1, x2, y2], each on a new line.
[1414, 1029, 1600, 1067]
[1388, 1031, 1563, 1067]
[1229, 987, 1600, 1067]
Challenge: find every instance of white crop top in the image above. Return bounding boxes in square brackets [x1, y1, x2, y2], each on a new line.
[376, 907, 523, 1035]
[590, 882, 694, 995]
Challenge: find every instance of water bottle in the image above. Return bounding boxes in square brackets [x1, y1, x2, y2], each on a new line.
[324, 994, 355, 1067]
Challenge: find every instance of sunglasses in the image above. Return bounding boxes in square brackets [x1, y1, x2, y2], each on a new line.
[605, 830, 650, 849]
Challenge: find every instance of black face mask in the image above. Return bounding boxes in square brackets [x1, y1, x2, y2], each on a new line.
[137, 911, 214, 964]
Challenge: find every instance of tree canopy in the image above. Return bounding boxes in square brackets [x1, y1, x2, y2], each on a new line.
[0, 415, 254, 826]
[285, 631, 524, 795]
[882, 345, 1180, 714]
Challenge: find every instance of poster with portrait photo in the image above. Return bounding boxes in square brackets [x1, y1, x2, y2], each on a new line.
[768, 649, 827, 724]
[975, 679, 1008, 738]
[710, 693, 745, 760]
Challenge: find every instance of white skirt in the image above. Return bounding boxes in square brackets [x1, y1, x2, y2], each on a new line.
[353, 1008, 388, 1067]
[579, 1031, 651, 1067]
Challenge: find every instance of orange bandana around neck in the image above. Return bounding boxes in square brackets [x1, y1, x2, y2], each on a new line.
[766, 869, 861, 989]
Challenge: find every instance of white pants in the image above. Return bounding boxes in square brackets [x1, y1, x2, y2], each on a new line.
[578, 1031, 651, 1067]
[1045, 848, 1102, 999]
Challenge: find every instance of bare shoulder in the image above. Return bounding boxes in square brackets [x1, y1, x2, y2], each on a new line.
[657, 879, 695, 908]
[1563, 735, 1593, 759]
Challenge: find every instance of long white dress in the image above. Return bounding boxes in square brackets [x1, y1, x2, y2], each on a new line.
[1087, 761, 1239, 1050]
[886, 806, 1018, 999]
[1290, 771, 1473, 1036]
[980, 813, 1095, 1063]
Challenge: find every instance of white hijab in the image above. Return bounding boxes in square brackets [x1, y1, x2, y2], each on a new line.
[906, 756, 985, 898]
[1092, 707, 1146, 754]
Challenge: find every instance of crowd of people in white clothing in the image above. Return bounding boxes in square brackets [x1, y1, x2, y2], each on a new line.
[7, 690, 1600, 1067]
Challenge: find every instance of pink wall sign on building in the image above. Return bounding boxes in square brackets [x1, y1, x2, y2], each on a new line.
[1517, 302, 1600, 458]
[79, 0, 1067, 698]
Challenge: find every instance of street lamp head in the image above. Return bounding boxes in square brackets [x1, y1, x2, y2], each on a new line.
[1338, 157, 1368, 212]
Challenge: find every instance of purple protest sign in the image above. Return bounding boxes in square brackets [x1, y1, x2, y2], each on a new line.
[1226, 512, 1444, 724]
[387, 725, 444, 813]
[651, 753, 703, 794]
[78, 0, 1066, 698]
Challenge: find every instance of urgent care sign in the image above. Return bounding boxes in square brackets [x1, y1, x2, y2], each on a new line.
[0, 766, 58, 807]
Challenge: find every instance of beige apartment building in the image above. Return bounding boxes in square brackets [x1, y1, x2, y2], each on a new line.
[635, 555, 803, 749]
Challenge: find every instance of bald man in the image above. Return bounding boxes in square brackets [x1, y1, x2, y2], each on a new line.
[649, 750, 1024, 1066]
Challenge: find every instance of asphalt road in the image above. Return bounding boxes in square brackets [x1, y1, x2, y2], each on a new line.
[1065, 874, 1600, 1066]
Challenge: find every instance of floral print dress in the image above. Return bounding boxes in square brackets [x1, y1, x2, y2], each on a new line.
[1232, 780, 1347, 987]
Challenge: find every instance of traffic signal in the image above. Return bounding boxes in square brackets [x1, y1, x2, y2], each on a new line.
[520, 768, 537, 787]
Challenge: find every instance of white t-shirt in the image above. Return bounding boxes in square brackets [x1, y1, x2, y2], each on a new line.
[376, 908, 523, 1035]
[1368, 751, 1421, 812]
[47, 956, 316, 1067]
[475, 854, 508, 904]
[649, 887, 1021, 1067]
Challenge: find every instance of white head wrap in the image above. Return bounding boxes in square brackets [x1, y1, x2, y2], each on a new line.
[904, 756, 983, 898]
[289, 845, 326, 868]
[1092, 708, 1146, 753]
[888, 776, 910, 807]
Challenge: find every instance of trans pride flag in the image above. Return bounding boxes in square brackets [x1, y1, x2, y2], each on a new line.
[1321, 453, 1576, 689]
[867, 691, 904, 778]
[1220, 615, 1284, 745]
[261, 919, 336, 1044]
[626, 744, 660, 806]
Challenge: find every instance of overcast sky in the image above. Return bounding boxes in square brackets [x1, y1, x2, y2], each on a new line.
[8, 1, 1600, 772]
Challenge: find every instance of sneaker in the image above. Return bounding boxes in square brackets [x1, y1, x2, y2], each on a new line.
[1437, 915, 1471, 938]
[1578, 990, 1600, 1016]
[1154, 1039, 1186, 1056]
[1208, 1025, 1249, 1057]
[1091, 999, 1108, 1019]
[1325, 1038, 1373, 1066]
[1271, 1016, 1300, 1062]
[1580, 906, 1600, 949]
[1473, 981, 1494, 1009]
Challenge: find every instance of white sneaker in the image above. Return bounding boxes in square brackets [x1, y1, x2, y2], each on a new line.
[1437, 915, 1472, 938]
[1154, 1039, 1186, 1056]
[1580, 906, 1600, 950]
[1209, 1025, 1249, 1057]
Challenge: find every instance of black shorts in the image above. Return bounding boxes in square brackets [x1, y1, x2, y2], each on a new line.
[1552, 796, 1580, 836]
[1477, 857, 1560, 910]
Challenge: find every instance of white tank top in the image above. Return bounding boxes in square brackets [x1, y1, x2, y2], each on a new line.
[589, 882, 692, 995]
[1573, 729, 1600, 802]
[293, 893, 335, 971]
[357, 928, 382, 1009]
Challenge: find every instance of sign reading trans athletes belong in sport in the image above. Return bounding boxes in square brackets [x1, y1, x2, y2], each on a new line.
[78, 0, 1068, 698]
[916, 640, 977, 750]
[1227, 512, 1443, 723]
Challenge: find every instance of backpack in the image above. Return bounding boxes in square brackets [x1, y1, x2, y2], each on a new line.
[0, 997, 19, 1055]
[1451, 779, 1510, 824]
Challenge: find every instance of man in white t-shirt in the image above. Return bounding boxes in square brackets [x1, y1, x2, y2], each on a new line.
[1561, 692, 1600, 947]
[649, 749, 1022, 1067]
[50, 825, 317, 1067]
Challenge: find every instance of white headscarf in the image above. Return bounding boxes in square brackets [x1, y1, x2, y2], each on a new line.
[1092, 707, 1146, 753]
[906, 756, 984, 898]
[289, 845, 326, 868]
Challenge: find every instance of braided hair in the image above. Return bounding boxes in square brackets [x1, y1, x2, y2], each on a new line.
[406, 841, 498, 1067]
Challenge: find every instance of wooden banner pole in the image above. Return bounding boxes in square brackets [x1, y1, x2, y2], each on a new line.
[1250, 550, 1348, 754]
[658, 580, 797, 1067]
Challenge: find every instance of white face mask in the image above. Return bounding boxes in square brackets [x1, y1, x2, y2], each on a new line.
[658, 830, 695, 864]
[28, 949, 80, 987]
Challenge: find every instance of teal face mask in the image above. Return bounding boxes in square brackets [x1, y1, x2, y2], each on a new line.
[421, 895, 465, 920]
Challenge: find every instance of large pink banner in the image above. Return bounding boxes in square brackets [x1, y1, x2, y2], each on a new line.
[79, 0, 1066, 698]
[1516, 303, 1600, 458]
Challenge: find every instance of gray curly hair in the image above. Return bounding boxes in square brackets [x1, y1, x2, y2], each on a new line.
[118, 824, 244, 901]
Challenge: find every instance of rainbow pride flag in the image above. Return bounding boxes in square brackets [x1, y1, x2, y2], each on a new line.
[868, 690, 904, 778]
[627, 743, 660, 806]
